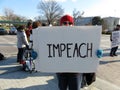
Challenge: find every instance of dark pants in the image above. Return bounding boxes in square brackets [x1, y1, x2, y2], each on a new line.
[57, 73, 82, 90]
[110, 46, 118, 56]
[17, 48, 25, 62]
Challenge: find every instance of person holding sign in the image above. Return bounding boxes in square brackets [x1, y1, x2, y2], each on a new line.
[56, 15, 82, 90]
[110, 24, 120, 57]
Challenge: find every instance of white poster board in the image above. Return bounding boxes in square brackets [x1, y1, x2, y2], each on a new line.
[33, 26, 102, 73]
[111, 31, 120, 47]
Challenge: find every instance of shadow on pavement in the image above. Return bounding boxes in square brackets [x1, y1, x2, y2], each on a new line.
[99, 48, 120, 65]
[102, 48, 120, 57]
[5, 76, 58, 90]
[6, 80, 58, 90]
[0, 56, 57, 80]
[103, 48, 120, 52]
[100, 60, 120, 65]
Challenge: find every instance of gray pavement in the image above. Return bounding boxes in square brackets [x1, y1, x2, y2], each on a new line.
[0, 53, 120, 90]
[0, 56, 59, 90]
[0, 35, 120, 90]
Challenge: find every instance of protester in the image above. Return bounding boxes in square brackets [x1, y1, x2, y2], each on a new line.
[25, 21, 32, 41]
[30, 21, 41, 40]
[17, 25, 29, 64]
[56, 15, 82, 90]
[28, 21, 42, 49]
[110, 24, 120, 57]
[32, 21, 41, 29]
[42, 23, 47, 26]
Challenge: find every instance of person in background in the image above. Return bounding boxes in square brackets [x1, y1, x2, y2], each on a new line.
[42, 23, 47, 26]
[29, 21, 41, 49]
[110, 24, 120, 57]
[32, 21, 41, 29]
[25, 21, 32, 41]
[17, 25, 29, 64]
[56, 15, 82, 90]
[30, 21, 41, 40]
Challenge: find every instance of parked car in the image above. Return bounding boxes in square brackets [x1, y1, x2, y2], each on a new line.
[0, 28, 8, 35]
[9, 27, 17, 35]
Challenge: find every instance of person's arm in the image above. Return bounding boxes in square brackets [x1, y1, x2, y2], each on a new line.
[22, 31, 29, 46]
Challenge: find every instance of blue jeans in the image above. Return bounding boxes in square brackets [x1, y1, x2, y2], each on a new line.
[57, 73, 82, 90]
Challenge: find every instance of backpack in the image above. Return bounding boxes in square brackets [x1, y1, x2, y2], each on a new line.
[0, 53, 5, 60]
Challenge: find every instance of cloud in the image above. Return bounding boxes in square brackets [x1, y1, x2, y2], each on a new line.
[84, 0, 120, 17]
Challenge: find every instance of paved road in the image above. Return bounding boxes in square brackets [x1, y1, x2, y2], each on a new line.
[97, 35, 120, 89]
[0, 35, 17, 57]
[0, 35, 120, 90]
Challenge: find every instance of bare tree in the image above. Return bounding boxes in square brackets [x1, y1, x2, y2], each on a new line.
[3, 8, 27, 21]
[37, 0, 64, 25]
[4, 8, 14, 20]
[73, 8, 84, 25]
[73, 9, 80, 19]
[34, 16, 41, 21]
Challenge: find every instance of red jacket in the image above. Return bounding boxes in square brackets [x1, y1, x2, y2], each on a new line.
[25, 26, 32, 38]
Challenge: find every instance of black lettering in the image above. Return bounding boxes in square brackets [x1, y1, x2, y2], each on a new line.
[53, 44, 60, 57]
[60, 43, 66, 57]
[73, 43, 79, 57]
[67, 43, 73, 58]
[47, 43, 93, 58]
[79, 43, 86, 58]
[47, 44, 52, 58]
[87, 43, 93, 57]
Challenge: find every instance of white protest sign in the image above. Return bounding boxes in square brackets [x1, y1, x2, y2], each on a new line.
[33, 26, 102, 73]
[111, 31, 120, 47]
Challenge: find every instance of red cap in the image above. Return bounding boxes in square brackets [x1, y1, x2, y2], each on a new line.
[60, 15, 74, 26]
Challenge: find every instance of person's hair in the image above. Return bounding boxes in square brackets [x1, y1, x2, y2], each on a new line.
[42, 23, 47, 26]
[27, 21, 32, 28]
[32, 21, 41, 29]
[114, 24, 120, 30]
[116, 24, 120, 27]
[17, 25, 25, 31]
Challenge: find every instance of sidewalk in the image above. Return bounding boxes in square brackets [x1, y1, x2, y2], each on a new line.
[0, 56, 58, 90]
[0, 54, 120, 90]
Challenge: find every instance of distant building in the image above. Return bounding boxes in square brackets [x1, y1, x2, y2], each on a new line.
[75, 17, 94, 26]
[75, 16, 120, 32]
[102, 17, 120, 31]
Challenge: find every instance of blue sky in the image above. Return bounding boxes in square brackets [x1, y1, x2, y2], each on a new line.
[0, 0, 120, 20]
